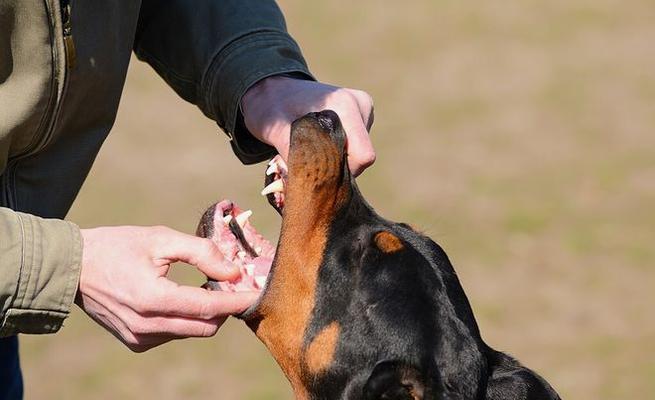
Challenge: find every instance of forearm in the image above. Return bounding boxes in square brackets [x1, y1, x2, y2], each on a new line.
[133, 0, 314, 163]
[0, 208, 82, 336]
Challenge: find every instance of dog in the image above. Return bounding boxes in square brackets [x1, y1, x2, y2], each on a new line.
[196, 110, 561, 400]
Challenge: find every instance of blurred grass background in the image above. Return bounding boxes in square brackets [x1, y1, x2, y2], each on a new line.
[20, 0, 655, 398]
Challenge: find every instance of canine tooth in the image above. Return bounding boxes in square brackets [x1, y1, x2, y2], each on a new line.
[255, 246, 262, 255]
[237, 251, 247, 260]
[223, 215, 233, 225]
[266, 163, 279, 176]
[235, 210, 252, 227]
[245, 264, 255, 276]
[254, 276, 267, 289]
[261, 179, 284, 196]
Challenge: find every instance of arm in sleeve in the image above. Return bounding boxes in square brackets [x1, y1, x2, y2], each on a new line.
[133, 0, 315, 164]
[0, 207, 82, 336]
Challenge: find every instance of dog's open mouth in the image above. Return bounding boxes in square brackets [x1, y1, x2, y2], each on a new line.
[197, 156, 288, 293]
[197, 110, 345, 299]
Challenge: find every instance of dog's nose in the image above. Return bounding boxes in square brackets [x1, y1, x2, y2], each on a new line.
[314, 110, 339, 131]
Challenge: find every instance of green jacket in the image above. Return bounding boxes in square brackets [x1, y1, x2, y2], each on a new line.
[0, 0, 312, 336]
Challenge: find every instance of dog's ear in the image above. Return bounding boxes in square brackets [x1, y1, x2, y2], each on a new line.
[363, 361, 426, 400]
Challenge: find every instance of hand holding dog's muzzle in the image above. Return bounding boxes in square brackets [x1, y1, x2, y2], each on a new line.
[241, 75, 375, 177]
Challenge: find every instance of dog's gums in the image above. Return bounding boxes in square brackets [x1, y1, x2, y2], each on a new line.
[196, 200, 275, 292]
[196, 157, 287, 293]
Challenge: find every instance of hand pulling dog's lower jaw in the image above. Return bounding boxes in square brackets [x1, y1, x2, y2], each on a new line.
[201, 279, 265, 321]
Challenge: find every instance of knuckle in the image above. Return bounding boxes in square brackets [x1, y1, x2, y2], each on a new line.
[200, 319, 222, 337]
[130, 300, 145, 315]
[130, 321, 149, 336]
[128, 300, 146, 316]
[149, 225, 174, 245]
[151, 225, 169, 235]
[349, 89, 374, 109]
[198, 324, 213, 338]
[200, 238, 217, 254]
[124, 311, 146, 332]
[335, 87, 352, 97]
[122, 332, 146, 352]
[358, 149, 377, 167]
[332, 88, 357, 104]
[127, 342, 149, 353]
[130, 294, 153, 315]
[204, 240, 223, 263]
[196, 299, 214, 320]
[365, 93, 374, 108]
[354, 89, 374, 106]
[205, 323, 220, 337]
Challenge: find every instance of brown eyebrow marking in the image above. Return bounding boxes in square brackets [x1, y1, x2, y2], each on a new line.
[374, 231, 404, 253]
[304, 321, 341, 375]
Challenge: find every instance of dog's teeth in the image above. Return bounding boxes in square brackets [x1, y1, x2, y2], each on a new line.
[237, 251, 247, 260]
[235, 210, 252, 227]
[266, 163, 279, 176]
[255, 246, 262, 255]
[254, 276, 267, 289]
[223, 215, 233, 225]
[268, 158, 277, 166]
[245, 264, 255, 276]
[261, 179, 284, 196]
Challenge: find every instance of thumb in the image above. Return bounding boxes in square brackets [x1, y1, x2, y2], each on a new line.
[151, 227, 240, 281]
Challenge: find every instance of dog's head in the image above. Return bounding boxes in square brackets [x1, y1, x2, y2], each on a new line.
[198, 111, 485, 399]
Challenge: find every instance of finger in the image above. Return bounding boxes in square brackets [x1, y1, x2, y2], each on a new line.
[133, 315, 227, 339]
[348, 89, 375, 131]
[123, 335, 173, 353]
[214, 199, 234, 216]
[151, 227, 239, 281]
[341, 116, 376, 177]
[153, 282, 259, 319]
[271, 128, 290, 164]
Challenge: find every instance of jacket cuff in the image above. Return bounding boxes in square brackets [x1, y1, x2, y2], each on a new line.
[202, 30, 315, 164]
[0, 213, 82, 336]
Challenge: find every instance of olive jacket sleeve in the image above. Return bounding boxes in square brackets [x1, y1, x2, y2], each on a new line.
[0, 208, 82, 337]
[133, 0, 315, 164]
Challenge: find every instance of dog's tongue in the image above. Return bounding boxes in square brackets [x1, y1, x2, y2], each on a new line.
[205, 200, 274, 292]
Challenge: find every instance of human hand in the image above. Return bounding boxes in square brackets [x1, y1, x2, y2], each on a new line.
[75, 226, 257, 352]
[241, 76, 375, 177]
